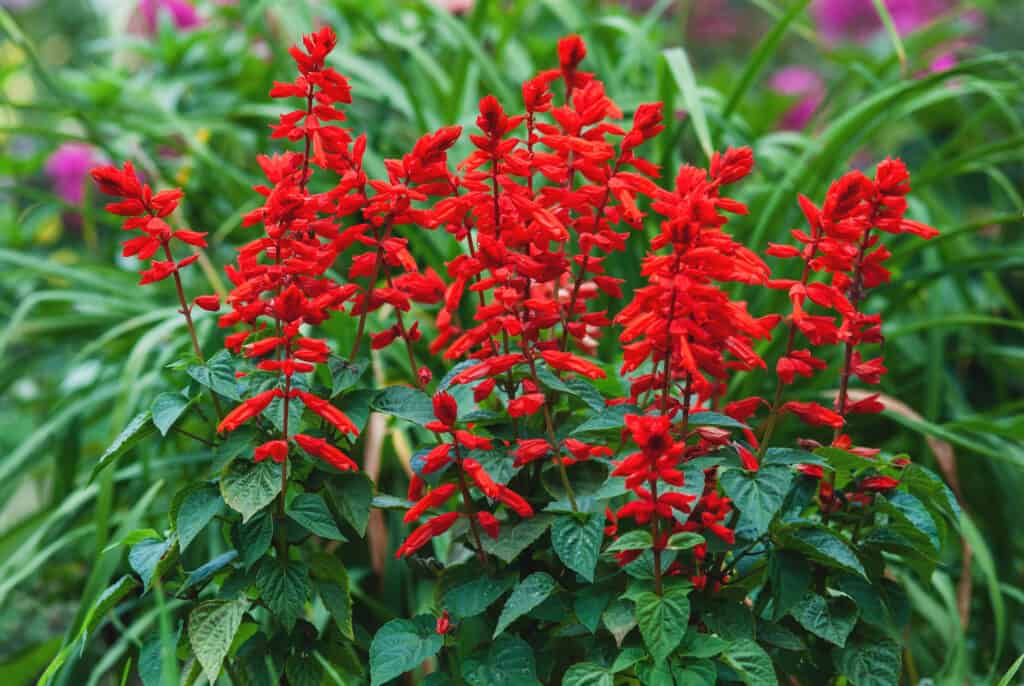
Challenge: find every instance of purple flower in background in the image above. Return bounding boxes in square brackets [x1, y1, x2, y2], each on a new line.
[812, 0, 949, 43]
[138, 0, 203, 35]
[769, 66, 825, 130]
[45, 143, 99, 205]
[0, 0, 40, 9]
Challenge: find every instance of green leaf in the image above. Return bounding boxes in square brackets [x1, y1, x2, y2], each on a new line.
[561, 662, 613, 686]
[310, 551, 353, 639]
[328, 356, 369, 396]
[494, 573, 558, 638]
[369, 616, 443, 686]
[288, 493, 346, 541]
[237, 511, 273, 570]
[326, 472, 374, 537]
[482, 514, 555, 563]
[779, 524, 867, 578]
[882, 491, 941, 553]
[151, 392, 191, 436]
[181, 551, 238, 595]
[996, 654, 1024, 686]
[666, 532, 705, 551]
[462, 634, 540, 686]
[762, 447, 823, 468]
[564, 378, 607, 412]
[833, 637, 902, 686]
[571, 404, 639, 435]
[721, 639, 778, 686]
[602, 599, 637, 646]
[768, 551, 811, 621]
[187, 600, 247, 685]
[573, 585, 611, 633]
[255, 559, 310, 631]
[371, 386, 435, 426]
[720, 465, 792, 539]
[221, 458, 282, 523]
[635, 585, 691, 664]
[91, 411, 156, 480]
[317, 577, 354, 640]
[551, 511, 605, 582]
[188, 349, 243, 401]
[605, 530, 653, 553]
[286, 654, 324, 686]
[610, 646, 646, 673]
[790, 593, 859, 647]
[439, 564, 515, 620]
[128, 537, 177, 593]
[689, 412, 747, 430]
[663, 47, 712, 160]
[679, 632, 728, 658]
[176, 484, 225, 552]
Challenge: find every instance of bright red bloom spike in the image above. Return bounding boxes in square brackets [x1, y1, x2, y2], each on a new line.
[254, 440, 289, 464]
[782, 401, 845, 429]
[295, 391, 359, 435]
[404, 483, 458, 523]
[395, 512, 460, 558]
[508, 393, 546, 418]
[476, 511, 501, 538]
[432, 392, 459, 430]
[293, 434, 359, 471]
[217, 389, 283, 433]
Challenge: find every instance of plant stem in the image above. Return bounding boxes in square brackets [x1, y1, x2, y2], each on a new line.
[450, 439, 490, 565]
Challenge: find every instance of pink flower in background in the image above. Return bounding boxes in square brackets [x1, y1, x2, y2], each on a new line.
[769, 66, 825, 130]
[433, 0, 474, 13]
[138, 0, 203, 35]
[812, 0, 949, 43]
[45, 143, 99, 205]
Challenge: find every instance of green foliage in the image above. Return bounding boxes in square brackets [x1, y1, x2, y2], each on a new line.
[1, 1, 1021, 684]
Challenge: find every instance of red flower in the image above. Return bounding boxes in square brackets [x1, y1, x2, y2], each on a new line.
[217, 389, 282, 433]
[860, 475, 899, 492]
[436, 610, 452, 636]
[508, 393, 546, 418]
[404, 484, 457, 523]
[293, 434, 359, 472]
[782, 401, 844, 429]
[254, 440, 289, 464]
[395, 512, 460, 558]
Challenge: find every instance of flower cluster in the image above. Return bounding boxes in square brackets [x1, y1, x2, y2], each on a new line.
[396, 391, 534, 559]
[90, 161, 206, 287]
[212, 27, 361, 473]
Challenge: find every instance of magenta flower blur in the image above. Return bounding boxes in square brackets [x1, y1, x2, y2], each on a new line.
[138, 0, 202, 35]
[812, 0, 948, 43]
[45, 143, 99, 205]
[769, 67, 825, 130]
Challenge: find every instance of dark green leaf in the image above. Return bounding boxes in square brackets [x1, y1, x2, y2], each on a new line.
[720, 465, 792, 539]
[494, 572, 557, 637]
[188, 600, 247, 685]
[779, 524, 867, 578]
[605, 530, 653, 553]
[128, 536, 177, 593]
[571, 404, 640, 435]
[602, 599, 637, 646]
[325, 472, 374, 537]
[666, 532, 705, 551]
[151, 392, 191, 436]
[561, 662, 613, 686]
[439, 564, 516, 620]
[369, 616, 443, 686]
[188, 349, 243, 401]
[833, 637, 901, 686]
[221, 458, 282, 523]
[176, 484, 224, 552]
[317, 576, 354, 640]
[679, 632, 728, 658]
[238, 511, 273, 571]
[329, 356, 369, 396]
[768, 550, 811, 621]
[181, 551, 238, 595]
[255, 559, 309, 631]
[635, 585, 691, 664]
[371, 386, 435, 426]
[573, 585, 611, 633]
[462, 634, 540, 686]
[689, 411, 747, 430]
[789, 593, 859, 647]
[91, 411, 155, 480]
[552, 511, 605, 582]
[481, 514, 554, 563]
[720, 639, 778, 686]
[288, 493, 346, 541]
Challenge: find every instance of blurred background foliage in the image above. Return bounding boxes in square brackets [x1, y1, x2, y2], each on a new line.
[0, 0, 1022, 684]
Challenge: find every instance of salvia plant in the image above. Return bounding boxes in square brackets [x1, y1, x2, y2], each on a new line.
[42, 26, 964, 686]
